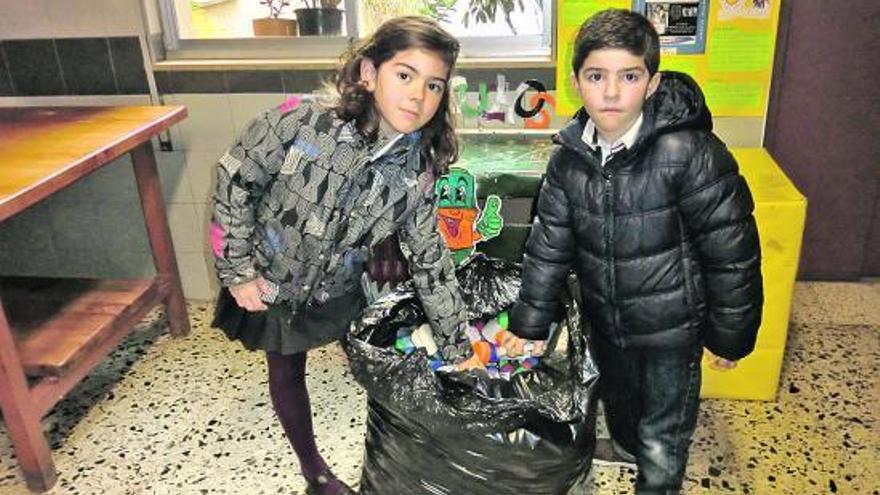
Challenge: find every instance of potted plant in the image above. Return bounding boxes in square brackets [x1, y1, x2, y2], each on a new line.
[295, 0, 344, 36]
[253, 0, 298, 36]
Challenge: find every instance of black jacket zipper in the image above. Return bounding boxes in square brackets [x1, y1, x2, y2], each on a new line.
[602, 172, 620, 343]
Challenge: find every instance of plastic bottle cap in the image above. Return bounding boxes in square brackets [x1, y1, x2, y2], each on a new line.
[472, 341, 492, 364]
[497, 311, 509, 329]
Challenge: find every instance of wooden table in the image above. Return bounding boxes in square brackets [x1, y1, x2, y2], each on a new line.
[0, 106, 190, 491]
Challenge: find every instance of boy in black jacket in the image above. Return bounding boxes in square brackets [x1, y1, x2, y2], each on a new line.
[507, 9, 763, 494]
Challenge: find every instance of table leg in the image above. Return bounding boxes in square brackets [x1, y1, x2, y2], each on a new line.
[0, 300, 57, 492]
[131, 142, 190, 337]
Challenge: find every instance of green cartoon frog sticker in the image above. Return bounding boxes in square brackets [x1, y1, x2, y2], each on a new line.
[435, 167, 503, 265]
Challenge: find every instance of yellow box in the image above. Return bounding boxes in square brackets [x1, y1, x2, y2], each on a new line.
[700, 148, 806, 400]
[750, 261, 798, 351]
[702, 347, 786, 401]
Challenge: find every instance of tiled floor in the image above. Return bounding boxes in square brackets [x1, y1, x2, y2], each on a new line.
[0, 282, 877, 494]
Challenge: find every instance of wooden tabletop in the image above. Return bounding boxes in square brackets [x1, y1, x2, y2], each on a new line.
[0, 106, 187, 222]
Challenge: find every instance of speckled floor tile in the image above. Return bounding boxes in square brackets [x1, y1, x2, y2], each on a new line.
[0, 303, 366, 495]
[0, 282, 877, 494]
[790, 282, 880, 326]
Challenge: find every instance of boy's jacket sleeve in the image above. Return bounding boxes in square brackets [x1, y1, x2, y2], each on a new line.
[398, 178, 469, 361]
[509, 153, 575, 340]
[211, 109, 289, 287]
[679, 135, 763, 360]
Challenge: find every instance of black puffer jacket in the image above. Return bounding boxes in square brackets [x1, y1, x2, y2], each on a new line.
[510, 72, 763, 360]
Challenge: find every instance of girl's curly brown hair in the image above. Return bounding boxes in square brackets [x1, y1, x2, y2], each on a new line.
[329, 16, 460, 175]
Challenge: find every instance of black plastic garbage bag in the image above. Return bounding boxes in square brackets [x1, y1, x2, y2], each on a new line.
[344, 255, 599, 495]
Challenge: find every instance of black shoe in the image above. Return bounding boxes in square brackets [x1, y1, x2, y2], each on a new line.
[304, 468, 356, 495]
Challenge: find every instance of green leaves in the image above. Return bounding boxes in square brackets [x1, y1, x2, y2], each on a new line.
[259, 0, 291, 19]
[422, 0, 542, 35]
[419, 0, 458, 23]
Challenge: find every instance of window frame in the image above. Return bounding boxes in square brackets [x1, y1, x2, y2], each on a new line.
[153, 0, 554, 64]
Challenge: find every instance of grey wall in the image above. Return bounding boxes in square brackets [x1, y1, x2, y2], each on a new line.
[864, 199, 880, 275]
[764, 0, 880, 279]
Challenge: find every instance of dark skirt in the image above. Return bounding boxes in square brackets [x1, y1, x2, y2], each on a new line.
[212, 287, 366, 355]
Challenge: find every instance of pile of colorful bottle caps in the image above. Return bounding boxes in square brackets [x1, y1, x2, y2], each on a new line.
[394, 310, 544, 379]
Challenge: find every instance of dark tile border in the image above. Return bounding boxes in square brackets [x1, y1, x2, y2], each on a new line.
[0, 36, 148, 96]
[226, 70, 284, 93]
[281, 70, 331, 94]
[110, 37, 149, 94]
[0, 36, 555, 97]
[165, 70, 227, 93]
[0, 44, 14, 96]
[56, 38, 118, 95]
[3, 39, 66, 96]
[154, 70, 174, 94]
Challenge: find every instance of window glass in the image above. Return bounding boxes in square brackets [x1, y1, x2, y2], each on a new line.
[178, 0, 349, 39]
[157, 0, 549, 60]
[359, 0, 545, 38]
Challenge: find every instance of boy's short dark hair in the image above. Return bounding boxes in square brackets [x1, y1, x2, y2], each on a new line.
[572, 9, 660, 77]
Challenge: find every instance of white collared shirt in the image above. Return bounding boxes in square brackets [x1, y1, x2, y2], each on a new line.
[582, 113, 643, 166]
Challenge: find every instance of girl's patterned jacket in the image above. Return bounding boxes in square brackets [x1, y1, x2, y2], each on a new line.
[211, 99, 466, 357]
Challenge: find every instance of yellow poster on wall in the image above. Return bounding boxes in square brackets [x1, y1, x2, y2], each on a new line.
[555, 0, 782, 118]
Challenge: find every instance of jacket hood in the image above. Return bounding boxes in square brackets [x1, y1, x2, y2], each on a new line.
[556, 71, 713, 153]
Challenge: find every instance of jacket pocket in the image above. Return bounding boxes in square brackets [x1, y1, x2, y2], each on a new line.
[680, 246, 707, 324]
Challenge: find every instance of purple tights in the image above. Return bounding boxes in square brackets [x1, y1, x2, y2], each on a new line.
[265, 351, 347, 494]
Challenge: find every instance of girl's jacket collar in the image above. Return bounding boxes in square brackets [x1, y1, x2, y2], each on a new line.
[329, 109, 423, 163]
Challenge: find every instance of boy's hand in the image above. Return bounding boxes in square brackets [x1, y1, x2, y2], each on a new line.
[499, 330, 545, 358]
[705, 349, 738, 371]
[229, 277, 270, 312]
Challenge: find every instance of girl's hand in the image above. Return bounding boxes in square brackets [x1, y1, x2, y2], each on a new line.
[704, 349, 738, 371]
[229, 277, 270, 312]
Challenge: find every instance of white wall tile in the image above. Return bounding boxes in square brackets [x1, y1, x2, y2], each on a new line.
[93, 249, 155, 278]
[60, 247, 115, 278]
[172, 94, 235, 152]
[176, 251, 215, 301]
[157, 150, 194, 203]
[185, 150, 223, 204]
[0, 200, 59, 276]
[161, 95, 185, 145]
[206, 271, 220, 299]
[194, 200, 212, 260]
[166, 202, 201, 254]
[49, 199, 147, 252]
[45, 0, 111, 37]
[0, 0, 51, 39]
[228, 93, 286, 137]
[102, 0, 144, 36]
[71, 154, 140, 205]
